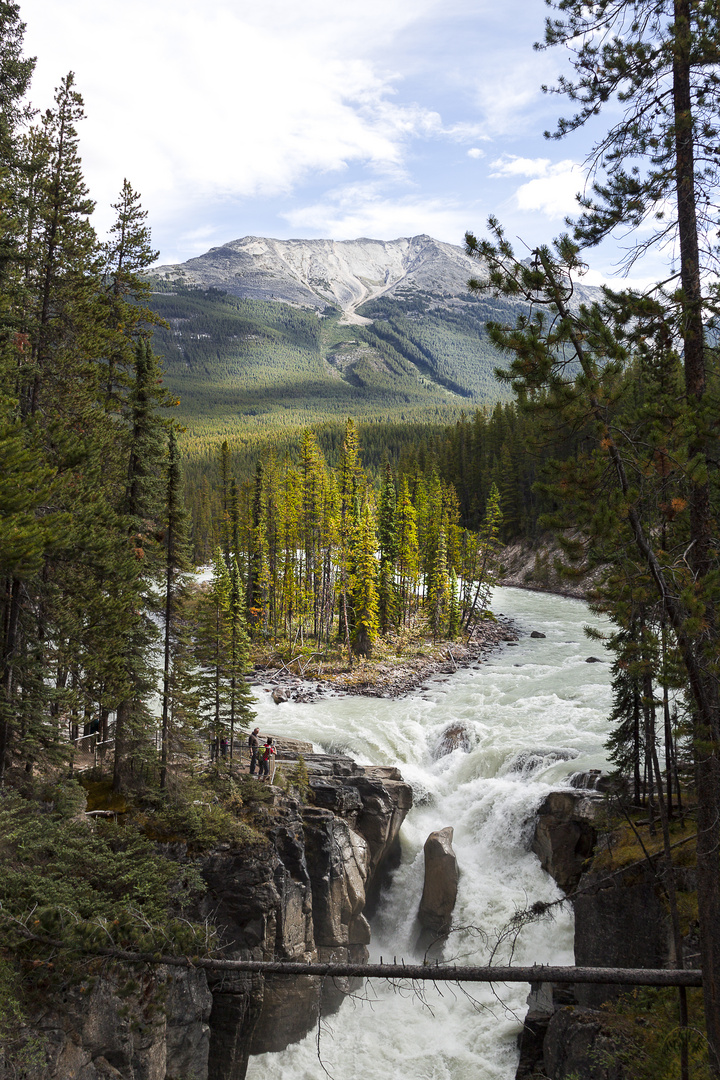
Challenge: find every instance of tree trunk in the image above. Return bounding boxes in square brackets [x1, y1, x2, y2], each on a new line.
[672, 3, 720, 1066]
[0, 577, 21, 788]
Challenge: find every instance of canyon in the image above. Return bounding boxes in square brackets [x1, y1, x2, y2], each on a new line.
[14, 753, 411, 1080]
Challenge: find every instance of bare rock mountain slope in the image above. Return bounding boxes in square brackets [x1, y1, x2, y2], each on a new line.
[152, 234, 480, 318]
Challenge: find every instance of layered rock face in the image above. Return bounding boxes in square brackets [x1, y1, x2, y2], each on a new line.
[11, 754, 411, 1080]
[531, 790, 602, 894]
[542, 1007, 626, 1080]
[573, 863, 672, 1009]
[15, 966, 212, 1080]
[202, 753, 412, 1079]
[518, 785, 690, 1079]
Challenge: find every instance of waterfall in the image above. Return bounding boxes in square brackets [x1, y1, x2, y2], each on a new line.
[246, 587, 613, 1080]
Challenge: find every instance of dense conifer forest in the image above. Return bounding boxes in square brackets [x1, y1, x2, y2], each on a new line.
[3, 0, 720, 1073]
[147, 282, 513, 440]
[0, 0, 510, 801]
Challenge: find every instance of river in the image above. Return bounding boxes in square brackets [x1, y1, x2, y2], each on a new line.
[245, 586, 614, 1080]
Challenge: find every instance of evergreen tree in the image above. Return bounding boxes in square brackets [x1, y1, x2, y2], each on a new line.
[395, 475, 419, 626]
[350, 499, 379, 658]
[101, 178, 161, 406]
[377, 462, 398, 633]
[22, 74, 99, 418]
[337, 419, 362, 657]
[448, 568, 461, 640]
[248, 459, 266, 619]
[112, 339, 169, 792]
[194, 551, 231, 754]
[464, 483, 502, 633]
[159, 428, 192, 789]
[0, 1, 35, 368]
[226, 556, 254, 754]
[299, 430, 326, 640]
[219, 440, 231, 560]
[193, 550, 254, 756]
[1, 66, 110, 785]
[427, 524, 450, 642]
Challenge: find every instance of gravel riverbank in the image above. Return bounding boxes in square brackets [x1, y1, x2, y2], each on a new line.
[250, 616, 519, 703]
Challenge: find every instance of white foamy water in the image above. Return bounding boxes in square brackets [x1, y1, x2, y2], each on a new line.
[246, 587, 613, 1080]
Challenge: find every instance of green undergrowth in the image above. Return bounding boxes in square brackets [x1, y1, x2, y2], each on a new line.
[0, 767, 291, 1063]
[131, 770, 271, 850]
[596, 987, 712, 1079]
[592, 806, 697, 880]
[273, 755, 312, 802]
[0, 782, 213, 1059]
[78, 765, 279, 852]
[250, 612, 487, 684]
[0, 786, 207, 935]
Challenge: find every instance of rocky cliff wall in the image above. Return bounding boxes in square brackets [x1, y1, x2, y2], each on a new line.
[6, 754, 411, 1080]
[7, 966, 212, 1080]
[518, 787, 689, 1079]
[499, 536, 606, 600]
[201, 755, 411, 1076]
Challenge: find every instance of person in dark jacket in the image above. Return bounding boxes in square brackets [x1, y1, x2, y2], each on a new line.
[248, 727, 261, 775]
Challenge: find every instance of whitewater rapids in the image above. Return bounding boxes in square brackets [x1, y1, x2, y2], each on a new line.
[246, 586, 613, 1080]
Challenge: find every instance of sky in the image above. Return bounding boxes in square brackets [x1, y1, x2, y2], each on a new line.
[22, 0, 647, 282]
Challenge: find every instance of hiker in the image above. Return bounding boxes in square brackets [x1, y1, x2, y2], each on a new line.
[220, 736, 228, 760]
[258, 737, 276, 781]
[248, 727, 260, 774]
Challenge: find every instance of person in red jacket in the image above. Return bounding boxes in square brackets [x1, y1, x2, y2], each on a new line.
[258, 737, 276, 781]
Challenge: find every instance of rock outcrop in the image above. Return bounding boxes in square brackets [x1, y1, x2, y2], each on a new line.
[11, 753, 411, 1080]
[434, 724, 472, 758]
[151, 235, 485, 318]
[12, 966, 212, 1080]
[519, 785, 695, 1079]
[416, 827, 459, 951]
[531, 790, 604, 894]
[543, 1006, 626, 1080]
[573, 863, 673, 1009]
[201, 753, 412, 1077]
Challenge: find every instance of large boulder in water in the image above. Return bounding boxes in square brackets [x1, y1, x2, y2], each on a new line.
[507, 747, 579, 779]
[417, 827, 459, 950]
[434, 723, 472, 758]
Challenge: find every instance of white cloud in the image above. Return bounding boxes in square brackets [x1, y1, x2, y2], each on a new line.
[23, 0, 486, 244]
[512, 160, 584, 219]
[470, 48, 564, 136]
[490, 155, 552, 178]
[22, 0, 646, 275]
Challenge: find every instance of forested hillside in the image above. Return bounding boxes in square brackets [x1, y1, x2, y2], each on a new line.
[148, 284, 513, 448]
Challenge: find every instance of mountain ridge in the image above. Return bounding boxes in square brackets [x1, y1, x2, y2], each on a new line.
[147, 233, 601, 444]
[151, 234, 483, 319]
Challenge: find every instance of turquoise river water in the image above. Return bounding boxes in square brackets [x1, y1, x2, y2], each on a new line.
[245, 586, 614, 1080]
